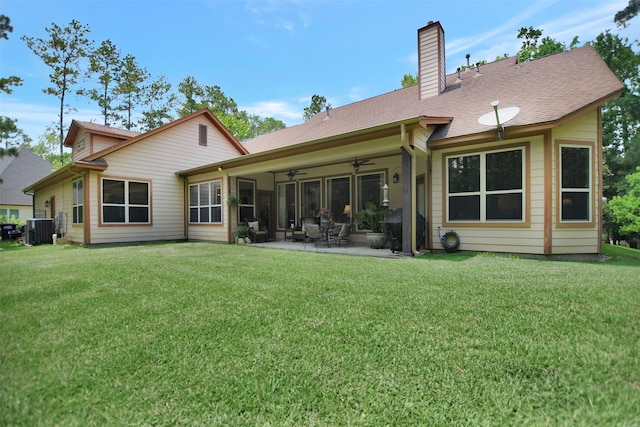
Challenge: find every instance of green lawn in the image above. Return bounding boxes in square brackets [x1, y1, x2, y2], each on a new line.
[1, 241, 639, 426]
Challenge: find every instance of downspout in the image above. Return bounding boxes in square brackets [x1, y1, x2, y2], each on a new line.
[181, 175, 189, 240]
[400, 124, 419, 256]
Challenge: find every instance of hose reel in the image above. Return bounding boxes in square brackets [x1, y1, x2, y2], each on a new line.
[438, 227, 460, 252]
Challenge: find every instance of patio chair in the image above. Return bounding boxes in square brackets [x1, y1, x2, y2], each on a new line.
[334, 223, 354, 247]
[246, 218, 268, 243]
[303, 223, 323, 247]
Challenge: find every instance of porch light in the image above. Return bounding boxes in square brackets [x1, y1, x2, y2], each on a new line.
[44, 200, 50, 208]
[393, 172, 399, 183]
[382, 184, 389, 207]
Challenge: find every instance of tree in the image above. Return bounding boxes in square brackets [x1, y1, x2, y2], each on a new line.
[115, 54, 148, 131]
[176, 77, 285, 140]
[303, 94, 330, 121]
[22, 20, 92, 165]
[177, 78, 241, 117]
[24, 127, 71, 170]
[248, 115, 286, 139]
[202, 84, 240, 117]
[138, 75, 176, 131]
[85, 39, 122, 126]
[615, 0, 639, 27]
[607, 167, 640, 248]
[590, 31, 640, 199]
[177, 76, 205, 116]
[1, 116, 31, 149]
[0, 15, 24, 160]
[401, 73, 417, 88]
[517, 26, 574, 62]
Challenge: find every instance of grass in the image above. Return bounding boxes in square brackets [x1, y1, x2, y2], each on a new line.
[1, 241, 639, 426]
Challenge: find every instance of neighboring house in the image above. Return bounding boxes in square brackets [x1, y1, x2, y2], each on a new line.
[26, 21, 624, 255]
[0, 146, 52, 222]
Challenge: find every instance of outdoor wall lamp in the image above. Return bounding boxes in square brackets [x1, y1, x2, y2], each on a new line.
[382, 184, 389, 207]
[44, 200, 50, 208]
[393, 172, 400, 183]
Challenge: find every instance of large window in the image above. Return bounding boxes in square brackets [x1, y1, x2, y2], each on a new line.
[559, 144, 591, 222]
[189, 180, 222, 223]
[277, 182, 296, 229]
[326, 176, 351, 223]
[238, 179, 255, 222]
[300, 180, 321, 219]
[102, 178, 150, 224]
[0, 208, 19, 221]
[446, 147, 525, 223]
[72, 179, 83, 224]
[355, 172, 386, 230]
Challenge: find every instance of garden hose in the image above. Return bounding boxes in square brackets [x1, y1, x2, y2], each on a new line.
[438, 227, 460, 252]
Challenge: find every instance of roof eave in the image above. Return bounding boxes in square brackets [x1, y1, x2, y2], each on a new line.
[63, 120, 134, 147]
[429, 88, 624, 150]
[23, 161, 108, 193]
[85, 109, 249, 161]
[177, 117, 447, 177]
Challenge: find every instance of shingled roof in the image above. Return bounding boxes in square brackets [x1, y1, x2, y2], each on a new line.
[63, 120, 140, 147]
[0, 147, 53, 205]
[244, 45, 623, 154]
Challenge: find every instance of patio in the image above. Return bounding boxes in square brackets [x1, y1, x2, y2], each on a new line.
[249, 238, 425, 258]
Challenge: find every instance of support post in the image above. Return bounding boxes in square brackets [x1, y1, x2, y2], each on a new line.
[401, 146, 413, 256]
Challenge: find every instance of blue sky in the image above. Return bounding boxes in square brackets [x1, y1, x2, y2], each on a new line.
[0, 0, 634, 144]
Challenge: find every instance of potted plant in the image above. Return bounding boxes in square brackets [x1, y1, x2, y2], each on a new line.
[316, 208, 332, 227]
[234, 226, 250, 244]
[227, 195, 241, 207]
[354, 201, 391, 248]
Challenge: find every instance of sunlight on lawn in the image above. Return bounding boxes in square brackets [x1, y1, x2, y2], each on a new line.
[1, 242, 638, 425]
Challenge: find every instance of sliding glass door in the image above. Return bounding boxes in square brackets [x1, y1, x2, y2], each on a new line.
[326, 176, 351, 223]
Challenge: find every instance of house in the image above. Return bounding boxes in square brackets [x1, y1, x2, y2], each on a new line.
[24, 111, 247, 244]
[1, 146, 52, 222]
[26, 21, 624, 255]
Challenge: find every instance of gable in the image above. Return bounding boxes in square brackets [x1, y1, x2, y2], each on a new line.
[86, 109, 248, 162]
[96, 113, 249, 175]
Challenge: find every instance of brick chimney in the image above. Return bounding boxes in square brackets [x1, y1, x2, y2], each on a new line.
[417, 21, 445, 99]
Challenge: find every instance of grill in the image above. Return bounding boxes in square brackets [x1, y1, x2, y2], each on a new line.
[382, 208, 425, 253]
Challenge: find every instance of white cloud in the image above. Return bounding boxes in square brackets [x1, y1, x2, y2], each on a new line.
[3, 99, 107, 142]
[344, 86, 367, 102]
[242, 99, 303, 126]
[540, 2, 626, 42]
[447, 1, 558, 57]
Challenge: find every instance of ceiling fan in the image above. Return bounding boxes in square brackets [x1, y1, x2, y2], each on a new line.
[286, 168, 307, 181]
[348, 157, 375, 172]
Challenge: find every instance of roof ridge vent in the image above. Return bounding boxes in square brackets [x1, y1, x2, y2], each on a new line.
[474, 62, 482, 77]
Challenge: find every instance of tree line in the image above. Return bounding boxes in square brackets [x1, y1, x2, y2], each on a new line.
[1, 17, 287, 166]
[2, 1, 639, 246]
